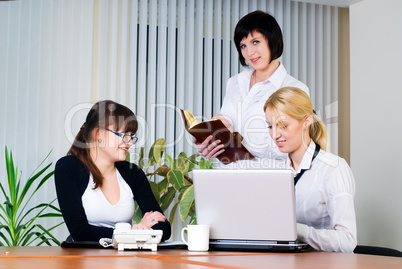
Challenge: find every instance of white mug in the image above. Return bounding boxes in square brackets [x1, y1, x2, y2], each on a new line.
[181, 224, 210, 251]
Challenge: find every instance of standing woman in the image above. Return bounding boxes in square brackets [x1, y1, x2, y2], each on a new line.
[264, 87, 357, 253]
[196, 10, 309, 162]
[55, 100, 171, 242]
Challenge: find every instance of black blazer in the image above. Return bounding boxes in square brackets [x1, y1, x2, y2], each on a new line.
[54, 155, 171, 241]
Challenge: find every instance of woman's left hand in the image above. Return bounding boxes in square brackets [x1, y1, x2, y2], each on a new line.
[212, 114, 232, 132]
[138, 211, 167, 229]
[131, 223, 152, 230]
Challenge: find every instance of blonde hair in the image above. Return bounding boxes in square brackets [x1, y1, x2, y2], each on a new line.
[263, 87, 327, 151]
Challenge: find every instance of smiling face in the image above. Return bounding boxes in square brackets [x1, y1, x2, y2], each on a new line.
[239, 31, 272, 73]
[95, 126, 134, 163]
[265, 108, 311, 157]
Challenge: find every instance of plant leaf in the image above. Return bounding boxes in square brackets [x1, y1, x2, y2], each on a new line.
[16, 190, 55, 227]
[0, 181, 9, 208]
[26, 149, 52, 179]
[23, 223, 61, 246]
[157, 177, 169, 194]
[179, 185, 194, 222]
[133, 202, 143, 224]
[189, 211, 197, 225]
[0, 203, 11, 224]
[174, 152, 190, 173]
[138, 147, 145, 169]
[188, 153, 199, 172]
[168, 202, 179, 225]
[32, 224, 62, 246]
[198, 157, 213, 169]
[17, 166, 53, 209]
[148, 181, 160, 204]
[5, 147, 18, 205]
[167, 170, 184, 192]
[1, 147, 64, 246]
[38, 213, 63, 218]
[160, 187, 176, 212]
[153, 165, 171, 177]
[148, 138, 166, 166]
[15, 202, 55, 237]
[0, 226, 12, 246]
[152, 138, 166, 165]
[165, 153, 174, 168]
[19, 224, 37, 246]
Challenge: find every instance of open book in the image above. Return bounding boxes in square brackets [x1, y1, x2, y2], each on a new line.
[181, 109, 254, 164]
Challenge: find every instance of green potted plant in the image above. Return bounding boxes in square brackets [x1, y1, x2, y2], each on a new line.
[132, 138, 212, 226]
[0, 147, 64, 246]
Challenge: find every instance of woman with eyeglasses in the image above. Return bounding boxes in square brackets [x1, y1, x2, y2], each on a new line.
[55, 100, 171, 242]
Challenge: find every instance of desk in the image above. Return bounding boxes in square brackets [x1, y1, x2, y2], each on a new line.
[1, 247, 401, 269]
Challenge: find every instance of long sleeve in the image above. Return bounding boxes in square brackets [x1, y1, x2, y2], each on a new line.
[297, 192, 357, 252]
[296, 155, 357, 253]
[117, 163, 172, 241]
[54, 156, 114, 241]
[220, 64, 309, 160]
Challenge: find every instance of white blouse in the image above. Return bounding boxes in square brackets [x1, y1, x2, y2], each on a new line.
[220, 63, 309, 160]
[289, 141, 357, 253]
[82, 169, 135, 228]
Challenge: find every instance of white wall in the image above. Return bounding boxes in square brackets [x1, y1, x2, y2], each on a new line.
[350, 0, 402, 251]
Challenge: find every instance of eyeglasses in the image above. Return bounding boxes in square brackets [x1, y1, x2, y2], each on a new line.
[106, 129, 138, 144]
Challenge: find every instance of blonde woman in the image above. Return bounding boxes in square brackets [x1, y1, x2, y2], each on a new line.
[264, 87, 357, 253]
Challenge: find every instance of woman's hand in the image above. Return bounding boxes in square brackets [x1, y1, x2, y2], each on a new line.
[212, 114, 232, 132]
[131, 223, 152, 230]
[194, 136, 225, 159]
[193, 114, 231, 159]
[132, 211, 166, 230]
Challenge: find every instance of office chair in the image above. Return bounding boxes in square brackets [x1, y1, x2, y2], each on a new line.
[354, 245, 402, 257]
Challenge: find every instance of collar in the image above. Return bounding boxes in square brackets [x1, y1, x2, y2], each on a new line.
[267, 62, 287, 89]
[238, 62, 287, 89]
[236, 67, 254, 93]
[286, 140, 317, 174]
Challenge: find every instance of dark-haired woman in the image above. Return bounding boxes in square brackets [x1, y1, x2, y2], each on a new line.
[55, 100, 171, 242]
[196, 10, 309, 163]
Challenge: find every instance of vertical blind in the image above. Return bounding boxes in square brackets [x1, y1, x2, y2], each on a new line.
[0, 0, 339, 242]
[93, 0, 339, 159]
[0, 0, 94, 241]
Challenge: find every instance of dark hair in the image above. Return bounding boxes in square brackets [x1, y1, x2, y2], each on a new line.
[67, 100, 138, 188]
[234, 10, 283, 66]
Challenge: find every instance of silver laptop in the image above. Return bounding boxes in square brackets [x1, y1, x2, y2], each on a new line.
[192, 169, 309, 251]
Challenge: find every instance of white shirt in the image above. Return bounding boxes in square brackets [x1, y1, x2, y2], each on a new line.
[220, 63, 309, 160]
[289, 141, 357, 253]
[82, 169, 135, 228]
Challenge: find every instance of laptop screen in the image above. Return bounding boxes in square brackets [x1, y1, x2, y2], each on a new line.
[193, 169, 297, 242]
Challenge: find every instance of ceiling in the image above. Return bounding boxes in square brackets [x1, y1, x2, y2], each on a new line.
[291, 0, 365, 8]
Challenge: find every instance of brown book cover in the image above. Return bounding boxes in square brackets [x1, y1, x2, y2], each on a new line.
[181, 109, 254, 164]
